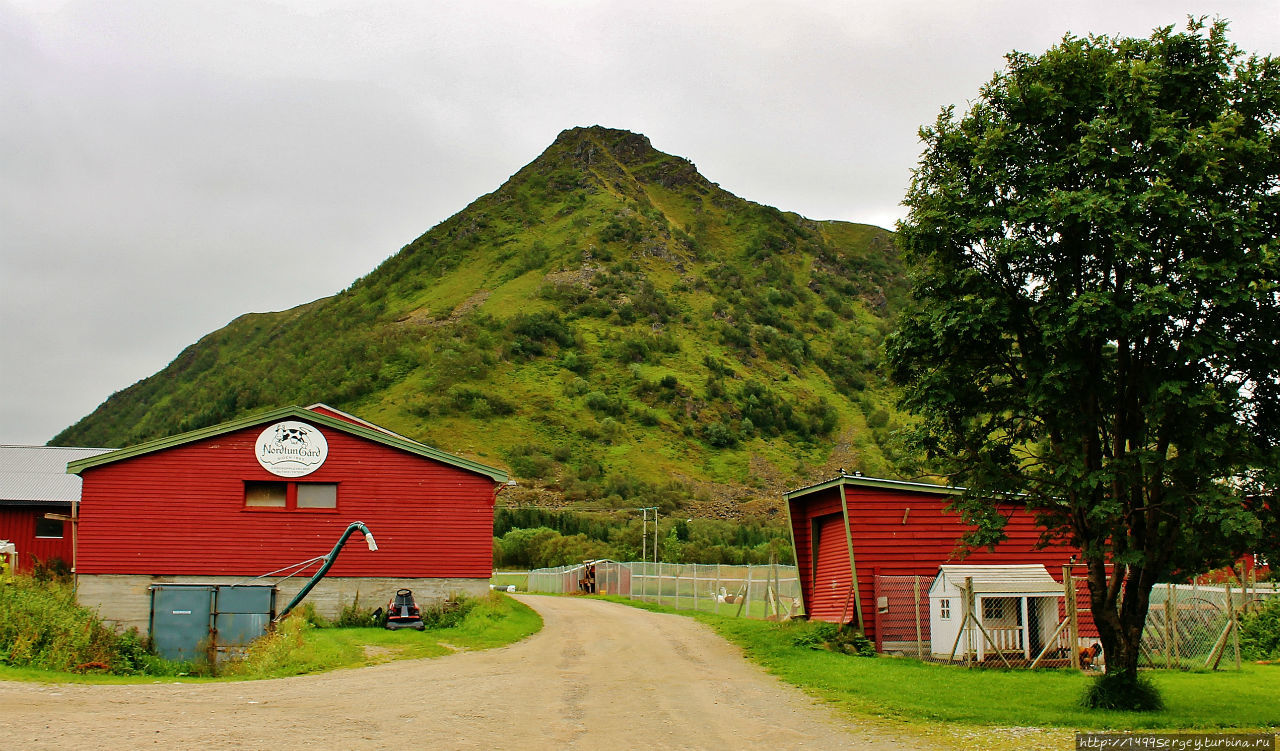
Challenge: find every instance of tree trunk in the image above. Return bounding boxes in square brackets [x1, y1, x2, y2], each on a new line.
[1085, 560, 1153, 679]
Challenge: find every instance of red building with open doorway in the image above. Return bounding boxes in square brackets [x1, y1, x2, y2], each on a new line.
[785, 473, 1093, 653]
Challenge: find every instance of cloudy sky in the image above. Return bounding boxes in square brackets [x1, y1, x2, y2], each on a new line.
[2, 1, 1277, 445]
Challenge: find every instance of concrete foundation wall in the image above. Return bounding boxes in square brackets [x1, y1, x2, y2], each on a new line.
[78, 574, 489, 634]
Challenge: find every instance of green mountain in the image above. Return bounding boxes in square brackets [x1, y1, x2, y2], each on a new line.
[52, 126, 911, 517]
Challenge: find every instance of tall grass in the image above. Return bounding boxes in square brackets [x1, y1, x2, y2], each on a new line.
[0, 575, 170, 675]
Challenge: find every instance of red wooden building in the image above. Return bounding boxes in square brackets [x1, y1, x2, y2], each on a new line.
[0, 445, 111, 573]
[785, 473, 1093, 652]
[67, 404, 508, 631]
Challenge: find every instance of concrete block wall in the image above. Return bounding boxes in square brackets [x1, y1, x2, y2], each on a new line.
[78, 574, 489, 634]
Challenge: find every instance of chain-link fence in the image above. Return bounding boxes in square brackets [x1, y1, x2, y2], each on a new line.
[1141, 580, 1279, 670]
[873, 572, 1278, 670]
[528, 560, 804, 621]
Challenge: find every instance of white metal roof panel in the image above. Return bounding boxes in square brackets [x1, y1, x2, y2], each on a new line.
[0, 445, 112, 504]
[929, 564, 1062, 597]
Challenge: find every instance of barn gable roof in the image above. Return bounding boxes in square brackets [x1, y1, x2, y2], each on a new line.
[64, 405, 508, 483]
[783, 473, 963, 500]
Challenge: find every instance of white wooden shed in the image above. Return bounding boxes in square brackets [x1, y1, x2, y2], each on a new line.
[928, 564, 1064, 662]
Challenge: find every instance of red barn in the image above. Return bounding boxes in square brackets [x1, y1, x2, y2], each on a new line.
[0, 445, 111, 573]
[67, 404, 508, 631]
[785, 473, 1093, 653]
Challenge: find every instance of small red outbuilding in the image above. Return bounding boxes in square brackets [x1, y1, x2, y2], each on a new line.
[0, 445, 111, 573]
[785, 473, 1093, 652]
[67, 404, 508, 631]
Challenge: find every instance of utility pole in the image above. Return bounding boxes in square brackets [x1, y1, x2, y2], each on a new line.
[640, 507, 659, 563]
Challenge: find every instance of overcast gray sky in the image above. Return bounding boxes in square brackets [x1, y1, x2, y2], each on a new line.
[2, 1, 1277, 445]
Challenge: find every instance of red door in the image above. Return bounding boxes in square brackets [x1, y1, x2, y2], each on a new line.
[809, 513, 854, 622]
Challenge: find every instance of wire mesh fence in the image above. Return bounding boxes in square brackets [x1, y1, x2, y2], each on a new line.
[1141, 580, 1280, 670]
[527, 560, 805, 620]
[872, 572, 1278, 670]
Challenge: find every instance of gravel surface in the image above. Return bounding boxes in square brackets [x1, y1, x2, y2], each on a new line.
[0, 595, 939, 750]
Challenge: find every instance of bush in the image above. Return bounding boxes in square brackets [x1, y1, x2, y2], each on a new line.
[224, 613, 311, 677]
[333, 594, 381, 628]
[0, 575, 167, 674]
[422, 594, 477, 630]
[792, 622, 876, 657]
[1238, 596, 1280, 661]
[1080, 671, 1164, 712]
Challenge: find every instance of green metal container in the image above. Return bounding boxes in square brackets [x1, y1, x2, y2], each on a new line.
[149, 584, 277, 662]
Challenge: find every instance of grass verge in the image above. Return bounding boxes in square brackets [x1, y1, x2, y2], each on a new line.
[601, 595, 1280, 731]
[0, 592, 541, 684]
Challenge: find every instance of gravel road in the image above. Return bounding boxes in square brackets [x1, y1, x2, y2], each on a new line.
[0, 595, 931, 750]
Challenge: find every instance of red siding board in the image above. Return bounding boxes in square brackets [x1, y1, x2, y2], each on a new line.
[789, 481, 1092, 642]
[78, 420, 498, 578]
[0, 507, 74, 572]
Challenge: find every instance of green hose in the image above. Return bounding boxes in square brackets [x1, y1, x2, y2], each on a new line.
[275, 521, 377, 622]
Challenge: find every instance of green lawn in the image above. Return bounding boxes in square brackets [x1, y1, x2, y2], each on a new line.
[490, 571, 530, 591]
[609, 596, 1280, 731]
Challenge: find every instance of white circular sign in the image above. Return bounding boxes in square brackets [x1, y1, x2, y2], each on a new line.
[255, 421, 328, 477]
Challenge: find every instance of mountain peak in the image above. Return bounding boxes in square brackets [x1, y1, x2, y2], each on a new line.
[552, 125, 655, 163]
[527, 125, 711, 196]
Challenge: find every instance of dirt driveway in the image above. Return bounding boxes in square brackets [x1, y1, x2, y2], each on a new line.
[0, 595, 929, 750]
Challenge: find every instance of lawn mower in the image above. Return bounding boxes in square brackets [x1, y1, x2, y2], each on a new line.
[384, 588, 426, 631]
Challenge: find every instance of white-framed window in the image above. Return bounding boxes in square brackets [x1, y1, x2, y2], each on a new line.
[939, 598, 951, 620]
[983, 598, 1005, 620]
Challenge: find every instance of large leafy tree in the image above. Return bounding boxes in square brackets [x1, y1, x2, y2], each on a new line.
[888, 19, 1280, 693]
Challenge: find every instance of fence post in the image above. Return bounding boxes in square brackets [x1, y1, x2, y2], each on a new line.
[715, 564, 721, 615]
[914, 575, 923, 659]
[1229, 578, 1241, 670]
[737, 566, 752, 618]
[1064, 564, 1080, 670]
[1164, 586, 1173, 669]
[1170, 584, 1180, 668]
[965, 577, 975, 666]
[693, 564, 699, 613]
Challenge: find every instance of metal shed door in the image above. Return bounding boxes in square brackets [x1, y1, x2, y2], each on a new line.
[150, 586, 214, 662]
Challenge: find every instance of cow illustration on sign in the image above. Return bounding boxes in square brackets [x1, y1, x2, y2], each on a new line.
[255, 420, 329, 477]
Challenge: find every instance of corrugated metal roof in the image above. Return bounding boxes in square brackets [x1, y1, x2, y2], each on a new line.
[930, 564, 1062, 596]
[0, 445, 112, 504]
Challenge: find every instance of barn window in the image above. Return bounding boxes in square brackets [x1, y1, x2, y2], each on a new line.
[939, 599, 951, 620]
[35, 517, 64, 538]
[245, 481, 288, 507]
[983, 598, 1005, 620]
[245, 481, 338, 510]
[297, 483, 337, 509]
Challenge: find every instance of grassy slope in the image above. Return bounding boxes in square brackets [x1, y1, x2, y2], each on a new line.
[50, 127, 913, 514]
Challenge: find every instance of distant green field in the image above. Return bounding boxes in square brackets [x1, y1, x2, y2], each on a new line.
[491, 571, 530, 591]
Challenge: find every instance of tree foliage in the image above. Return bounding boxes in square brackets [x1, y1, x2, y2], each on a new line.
[888, 19, 1280, 689]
